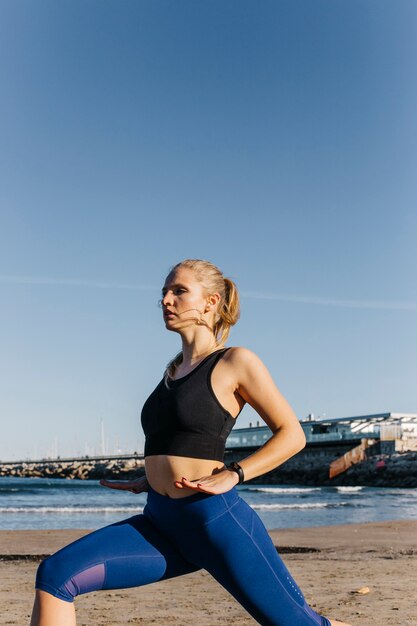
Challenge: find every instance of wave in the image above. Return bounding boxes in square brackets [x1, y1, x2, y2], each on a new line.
[0, 507, 144, 514]
[335, 486, 363, 493]
[252, 501, 356, 510]
[245, 487, 321, 494]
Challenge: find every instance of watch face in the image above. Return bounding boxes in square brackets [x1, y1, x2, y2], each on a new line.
[228, 462, 243, 483]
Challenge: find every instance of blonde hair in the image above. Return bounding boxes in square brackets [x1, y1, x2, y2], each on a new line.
[163, 259, 240, 383]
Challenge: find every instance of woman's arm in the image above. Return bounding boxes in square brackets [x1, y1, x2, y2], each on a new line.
[178, 347, 306, 493]
[229, 347, 306, 482]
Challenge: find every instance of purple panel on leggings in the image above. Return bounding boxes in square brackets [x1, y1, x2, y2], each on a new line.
[64, 563, 106, 598]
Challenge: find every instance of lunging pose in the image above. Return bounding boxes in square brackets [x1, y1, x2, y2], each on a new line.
[31, 258, 352, 626]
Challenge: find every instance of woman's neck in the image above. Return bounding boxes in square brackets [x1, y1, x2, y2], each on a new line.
[180, 341, 221, 367]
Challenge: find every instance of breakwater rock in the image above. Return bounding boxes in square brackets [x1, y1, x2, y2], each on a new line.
[226, 450, 417, 488]
[1, 451, 416, 487]
[0, 458, 146, 480]
[321, 451, 417, 488]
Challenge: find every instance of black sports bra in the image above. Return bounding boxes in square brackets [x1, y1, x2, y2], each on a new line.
[140, 347, 241, 461]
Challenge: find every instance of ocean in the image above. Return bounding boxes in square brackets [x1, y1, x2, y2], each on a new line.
[1, 477, 416, 531]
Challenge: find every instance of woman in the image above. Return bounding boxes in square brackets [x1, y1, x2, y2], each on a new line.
[31, 259, 352, 626]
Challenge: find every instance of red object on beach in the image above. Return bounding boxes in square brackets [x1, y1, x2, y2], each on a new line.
[375, 460, 386, 469]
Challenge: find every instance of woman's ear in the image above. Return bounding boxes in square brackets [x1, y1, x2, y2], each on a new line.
[206, 292, 221, 310]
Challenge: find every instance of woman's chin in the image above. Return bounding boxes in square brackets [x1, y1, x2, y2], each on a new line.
[164, 320, 179, 332]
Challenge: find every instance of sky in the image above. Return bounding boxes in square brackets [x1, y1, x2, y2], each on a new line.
[0, 0, 416, 461]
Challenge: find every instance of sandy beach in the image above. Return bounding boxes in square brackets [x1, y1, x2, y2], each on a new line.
[0, 520, 416, 626]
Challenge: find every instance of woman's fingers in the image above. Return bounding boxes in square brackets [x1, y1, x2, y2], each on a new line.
[174, 477, 204, 491]
[173, 477, 197, 490]
[100, 479, 129, 490]
[100, 479, 144, 492]
[173, 471, 237, 495]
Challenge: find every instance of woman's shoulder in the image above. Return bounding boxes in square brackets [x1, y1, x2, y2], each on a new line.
[226, 345, 258, 359]
[222, 347, 273, 391]
[225, 346, 267, 372]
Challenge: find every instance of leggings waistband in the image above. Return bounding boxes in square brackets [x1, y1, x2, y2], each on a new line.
[145, 485, 240, 528]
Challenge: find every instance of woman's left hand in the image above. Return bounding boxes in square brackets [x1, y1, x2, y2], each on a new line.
[174, 468, 239, 494]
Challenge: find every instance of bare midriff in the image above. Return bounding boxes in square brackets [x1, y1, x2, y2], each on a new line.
[145, 455, 226, 498]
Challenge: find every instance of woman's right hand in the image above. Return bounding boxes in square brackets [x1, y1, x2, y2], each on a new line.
[99, 475, 149, 494]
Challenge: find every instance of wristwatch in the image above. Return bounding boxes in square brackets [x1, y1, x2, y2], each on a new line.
[226, 461, 245, 484]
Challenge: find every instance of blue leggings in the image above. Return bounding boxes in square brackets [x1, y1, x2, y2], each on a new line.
[36, 485, 331, 626]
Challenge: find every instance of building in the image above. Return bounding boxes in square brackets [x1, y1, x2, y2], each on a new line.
[226, 412, 417, 452]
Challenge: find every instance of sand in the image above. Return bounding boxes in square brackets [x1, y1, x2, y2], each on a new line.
[0, 520, 416, 626]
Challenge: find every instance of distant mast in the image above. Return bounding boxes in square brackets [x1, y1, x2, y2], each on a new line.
[100, 418, 106, 456]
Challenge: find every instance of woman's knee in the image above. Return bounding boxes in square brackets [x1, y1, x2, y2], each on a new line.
[36, 553, 105, 602]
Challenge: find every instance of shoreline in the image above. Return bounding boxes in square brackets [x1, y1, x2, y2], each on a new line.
[1, 449, 416, 487]
[1, 519, 416, 625]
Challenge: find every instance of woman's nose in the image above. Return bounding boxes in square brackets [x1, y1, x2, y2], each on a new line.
[162, 292, 173, 307]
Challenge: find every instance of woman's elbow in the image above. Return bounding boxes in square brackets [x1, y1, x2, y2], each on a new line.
[294, 425, 307, 451]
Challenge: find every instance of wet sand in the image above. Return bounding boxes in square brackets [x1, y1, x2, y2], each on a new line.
[0, 519, 416, 625]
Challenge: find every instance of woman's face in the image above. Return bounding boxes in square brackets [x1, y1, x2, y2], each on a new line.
[161, 267, 208, 329]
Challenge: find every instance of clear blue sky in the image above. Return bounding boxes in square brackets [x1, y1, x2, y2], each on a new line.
[0, 0, 416, 460]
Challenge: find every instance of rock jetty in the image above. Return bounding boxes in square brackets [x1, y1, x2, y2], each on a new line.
[226, 450, 417, 488]
[1, 451, 416, 487]
[0, 458, 146, 481]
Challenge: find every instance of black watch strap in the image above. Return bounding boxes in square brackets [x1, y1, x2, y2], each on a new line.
[227, 462, 245, 484]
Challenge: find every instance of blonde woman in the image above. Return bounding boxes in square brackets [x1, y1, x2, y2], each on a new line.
[31, 259, 352, 626]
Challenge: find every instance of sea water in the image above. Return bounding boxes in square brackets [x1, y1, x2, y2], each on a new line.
[1, 477, 416, 531]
